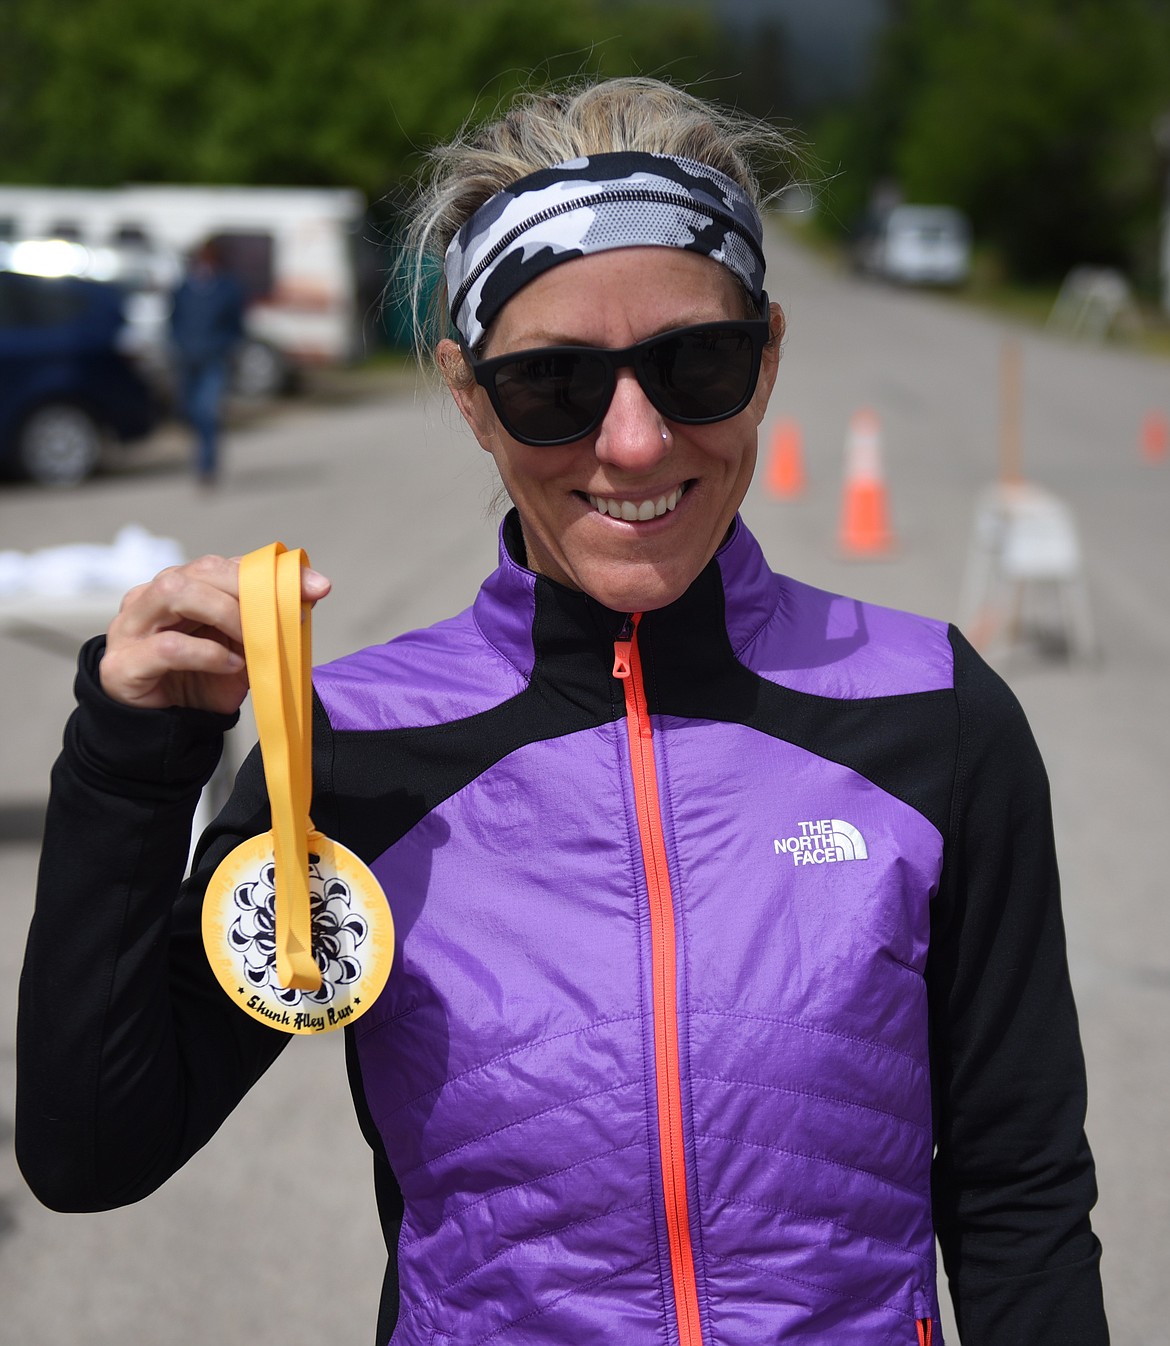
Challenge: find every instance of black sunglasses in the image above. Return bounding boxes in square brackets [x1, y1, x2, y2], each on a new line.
[462, 300, 771, 448]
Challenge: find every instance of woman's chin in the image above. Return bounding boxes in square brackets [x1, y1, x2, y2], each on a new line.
[570, 560, 695, 615]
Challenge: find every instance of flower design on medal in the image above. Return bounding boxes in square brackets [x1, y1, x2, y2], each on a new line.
[227, 853, 368, 1005]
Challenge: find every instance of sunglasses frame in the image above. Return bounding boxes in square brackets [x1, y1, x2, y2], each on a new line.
[461, 296, 771, 448]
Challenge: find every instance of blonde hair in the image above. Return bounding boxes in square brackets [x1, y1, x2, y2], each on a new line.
[400, 76, 799, 358]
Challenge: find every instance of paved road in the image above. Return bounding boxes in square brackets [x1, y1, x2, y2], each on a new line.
[1, 225, 1166, 1342]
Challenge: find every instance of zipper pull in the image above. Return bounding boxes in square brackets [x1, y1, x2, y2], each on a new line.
[613, 613, 639, 679]
[613, 639, 632, 679]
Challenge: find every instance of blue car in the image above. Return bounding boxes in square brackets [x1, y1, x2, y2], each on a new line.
[0, 270, 159, 485]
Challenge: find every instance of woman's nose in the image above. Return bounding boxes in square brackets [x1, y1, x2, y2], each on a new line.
[594, 370, 671, 471]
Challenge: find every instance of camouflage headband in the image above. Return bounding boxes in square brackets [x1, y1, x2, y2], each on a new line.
[444, 151, 767, 348]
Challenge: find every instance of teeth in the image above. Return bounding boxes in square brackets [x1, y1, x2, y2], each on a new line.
[587, 485, 685, 520]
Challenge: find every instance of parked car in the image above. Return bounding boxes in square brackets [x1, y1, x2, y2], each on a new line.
[853, 205, 972, 287]
[0, 269, 159, 485]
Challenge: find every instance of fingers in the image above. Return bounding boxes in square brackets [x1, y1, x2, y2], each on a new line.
[99, 553, 332, 711]
[149, 629, 244, 678]
[302, 567, 331, 604]
[112, 554, 245, 644]
[99, 630, 249, 713]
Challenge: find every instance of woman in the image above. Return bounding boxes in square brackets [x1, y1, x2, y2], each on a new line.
[18, 78, 1107, 1344]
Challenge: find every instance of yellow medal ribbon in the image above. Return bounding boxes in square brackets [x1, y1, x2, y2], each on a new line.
[202, 543, 395, 1034]
[238, 542, 320, 991]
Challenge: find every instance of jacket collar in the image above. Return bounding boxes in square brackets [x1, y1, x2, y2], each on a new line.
[473, 509, 782, 687]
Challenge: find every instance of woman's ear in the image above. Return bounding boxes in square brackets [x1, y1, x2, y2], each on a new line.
[768, 299, 786, 349]
[437, 338, 499, 451]
[750, 300, 786, 422]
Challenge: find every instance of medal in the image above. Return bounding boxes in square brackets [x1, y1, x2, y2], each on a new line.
[202, 543, 394, 1034]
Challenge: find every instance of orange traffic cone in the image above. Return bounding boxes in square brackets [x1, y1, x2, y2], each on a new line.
[1140, 410, 1168, 463]
[838, 408, 894, 557]
[763, 419, 805, 498]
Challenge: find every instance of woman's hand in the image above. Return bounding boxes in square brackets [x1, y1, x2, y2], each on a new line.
[99, 554, 332, 714]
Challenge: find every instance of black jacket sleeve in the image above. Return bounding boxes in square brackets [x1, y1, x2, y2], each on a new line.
[16, 636, 289, 1212]
[929, 630, 1108, 1343]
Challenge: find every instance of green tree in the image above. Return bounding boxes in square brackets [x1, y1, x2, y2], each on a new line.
[815, 0, 1170, 288]
[0, 0, 737, 198]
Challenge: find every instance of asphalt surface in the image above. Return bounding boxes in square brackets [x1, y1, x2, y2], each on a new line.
[1, 224, 1167, 1343]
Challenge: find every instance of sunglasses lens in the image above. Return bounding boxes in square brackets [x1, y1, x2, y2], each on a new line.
[477, 319, 764, 445]
[492, 351, 609, 444]
[640, 328, 759, 422]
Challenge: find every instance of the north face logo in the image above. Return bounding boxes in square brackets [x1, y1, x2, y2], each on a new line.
[773, 818, 869, 866]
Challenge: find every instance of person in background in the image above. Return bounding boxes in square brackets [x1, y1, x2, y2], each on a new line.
[169, 237, 245, 487]
[17, 76, 1108, 1344]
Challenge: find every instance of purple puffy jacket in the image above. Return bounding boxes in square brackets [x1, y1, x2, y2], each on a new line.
[315, 513, 954, 1344]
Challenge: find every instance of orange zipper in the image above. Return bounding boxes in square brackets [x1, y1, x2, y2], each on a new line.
[916, 1317, 933, 1346]
[614, 615, 704, 1346]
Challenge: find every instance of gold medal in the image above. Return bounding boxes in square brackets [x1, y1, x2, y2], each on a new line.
[203, 831, 394, 1035]
[202, 543, 393, 1033]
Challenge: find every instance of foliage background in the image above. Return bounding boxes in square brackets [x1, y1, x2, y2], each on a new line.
[0, 0, 761, 197]
[3, 0, 1169, 293]
[814, 0, 1170, 293]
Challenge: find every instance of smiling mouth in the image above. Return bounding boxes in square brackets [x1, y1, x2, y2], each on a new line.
[583, 482, 691, 521]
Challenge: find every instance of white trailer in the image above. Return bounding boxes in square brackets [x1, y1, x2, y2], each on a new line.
[0, 184, 369, 387]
